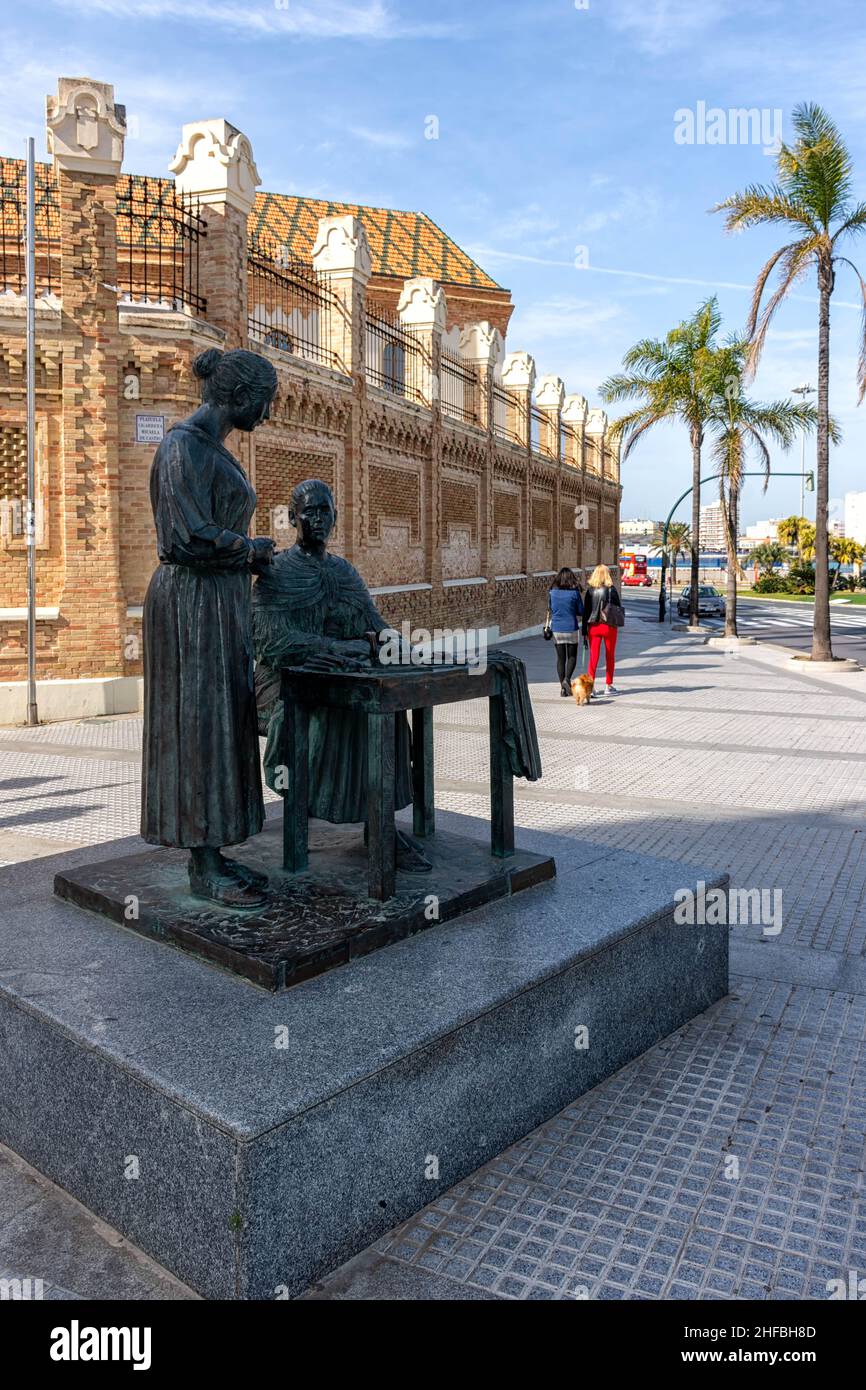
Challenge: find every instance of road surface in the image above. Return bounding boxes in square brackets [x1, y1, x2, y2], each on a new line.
[623, 587, 866, 661]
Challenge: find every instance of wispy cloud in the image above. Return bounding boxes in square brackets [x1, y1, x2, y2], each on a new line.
[575, 183, 662, 237]
[469, 243, 862, 310]
[46, 0, 456, 40]
[511, 296, 622, 341]
[604, 0, 740, 57]
[494, 203, 565, 250]
[348, 124, 412, 150]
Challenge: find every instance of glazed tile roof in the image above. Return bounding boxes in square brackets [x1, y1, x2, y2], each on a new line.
[250, 191, 502, 291]
[0, 158, 503, 293]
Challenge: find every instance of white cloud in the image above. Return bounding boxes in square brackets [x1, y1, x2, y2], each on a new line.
[575, 185, 662, 236]
[348, 124, 412, 150]
[511, 296, 622, 342]
[605, 0, 740, 57]
[45, 0, 454, 40]
[495, 203, 565, 249]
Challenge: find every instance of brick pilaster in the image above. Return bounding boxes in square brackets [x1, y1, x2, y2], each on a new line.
[398, 277, 446, 590]
[312, 215, 372, 566]
[501, 350, 535, 577]
[47, 77, 127, 678]
[459, 321, 502, 584]
[586, 408, 608, 575]
[536, 375, 565, 574]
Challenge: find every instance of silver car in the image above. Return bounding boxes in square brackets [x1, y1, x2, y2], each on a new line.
[677, 584, 726, 619]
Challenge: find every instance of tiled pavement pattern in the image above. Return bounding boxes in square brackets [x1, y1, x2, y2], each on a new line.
[2, 617, 866, 1300]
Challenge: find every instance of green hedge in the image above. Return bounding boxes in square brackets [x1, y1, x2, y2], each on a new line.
[752, 570, 815, 595]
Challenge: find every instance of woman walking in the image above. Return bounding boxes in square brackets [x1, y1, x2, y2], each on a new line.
[582, 563, 623, 695]
[545, 567, 584, 696]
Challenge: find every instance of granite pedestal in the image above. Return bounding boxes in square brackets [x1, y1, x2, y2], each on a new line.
[0, 814, 728, 1299]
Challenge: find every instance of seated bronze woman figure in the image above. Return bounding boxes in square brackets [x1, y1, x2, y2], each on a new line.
[253, 477, 431, 872]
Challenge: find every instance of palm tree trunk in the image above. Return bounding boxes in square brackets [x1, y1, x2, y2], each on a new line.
[689, 427, 702, 625]
[812, 266, 833, 661]
[725, 484, 738, 637]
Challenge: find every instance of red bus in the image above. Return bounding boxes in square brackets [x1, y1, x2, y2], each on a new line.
[619, 552, 651, 586]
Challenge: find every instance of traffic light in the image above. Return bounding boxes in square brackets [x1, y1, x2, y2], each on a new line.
[805, 471, 815, 492]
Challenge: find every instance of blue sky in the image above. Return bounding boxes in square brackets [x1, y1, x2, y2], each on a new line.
[4, 0, 866, 527]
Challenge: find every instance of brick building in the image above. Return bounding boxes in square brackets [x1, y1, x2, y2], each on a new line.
[0, 76, 621, 721]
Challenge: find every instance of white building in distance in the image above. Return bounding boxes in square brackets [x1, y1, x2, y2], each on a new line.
[699, 503, 727, 550]
[620, 517, 659, 539]
[745, 519, 780, 543]
[844, 492, 866, 545]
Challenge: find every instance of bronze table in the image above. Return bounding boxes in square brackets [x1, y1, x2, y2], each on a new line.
[279, 663, 516, 900]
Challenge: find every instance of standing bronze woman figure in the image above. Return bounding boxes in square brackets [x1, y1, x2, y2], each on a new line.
[141, 347, 278, 909]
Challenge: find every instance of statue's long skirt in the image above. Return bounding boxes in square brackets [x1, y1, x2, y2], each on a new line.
[261, 696, 413, 823]
[141, 563, 264, 848]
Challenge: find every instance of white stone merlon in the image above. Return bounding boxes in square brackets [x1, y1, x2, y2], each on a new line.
[458, 320, 503, 368]
[170, 118, 260, 215]
[585, 407, 608, 438]
[397, 277, 447, 331]
[311, 215, 372, 283]
[562, 394, 588, 424]
[535, 375, 565, 410]
[46, 77, 126, 175]
[500, 351, 536, 391]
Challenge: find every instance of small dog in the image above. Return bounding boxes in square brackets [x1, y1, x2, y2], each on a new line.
[571, 674, 594, 706]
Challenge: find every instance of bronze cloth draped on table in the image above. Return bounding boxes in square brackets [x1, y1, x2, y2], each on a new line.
[141, 422, 264, 849]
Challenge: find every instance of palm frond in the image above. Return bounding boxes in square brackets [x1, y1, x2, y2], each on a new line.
[746, 239, 818, 377]
[745, 243, 799, 339]
[741, 424, 773, 486]
[835, 255, 866, 402]
[620, 337, 672, 375]
[783, 102, 853, 226]
[599, 371, 657, 404]
[608, 408, 661, 459]
[712, 184, 817, 235]
[831, 202, 866, 244]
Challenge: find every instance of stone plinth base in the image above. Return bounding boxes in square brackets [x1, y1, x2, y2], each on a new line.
[54, 820, 555, 990]
[0, 816, 728, 1299]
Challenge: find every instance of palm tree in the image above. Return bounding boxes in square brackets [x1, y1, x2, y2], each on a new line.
[715, 103, 864, 662]
[799, 521, 817, 562]
[705, 345, 818, 635]
[830, 535, 863, 589]
[601, 299, 722, 626]
[777, 514, 808, 563]
[748, 540, 788, 576]
[652, 521, 691, 586]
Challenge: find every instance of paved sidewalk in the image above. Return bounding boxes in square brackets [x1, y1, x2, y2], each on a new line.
[2, 618, 866, 1299]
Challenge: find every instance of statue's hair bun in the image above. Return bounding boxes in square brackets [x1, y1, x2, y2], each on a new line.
[192, 348, 223, 380]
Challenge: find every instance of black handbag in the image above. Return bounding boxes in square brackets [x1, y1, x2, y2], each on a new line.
[601, 587, 625, 628]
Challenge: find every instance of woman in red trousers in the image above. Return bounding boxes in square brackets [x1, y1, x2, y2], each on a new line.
[581, 564, 622, 696]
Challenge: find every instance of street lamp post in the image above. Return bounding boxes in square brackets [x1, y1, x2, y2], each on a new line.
[792, 383, 815, 523]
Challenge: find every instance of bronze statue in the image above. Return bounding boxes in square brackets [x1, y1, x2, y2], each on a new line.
[253, 478, 431, 871]
[141, 347, 278, 909]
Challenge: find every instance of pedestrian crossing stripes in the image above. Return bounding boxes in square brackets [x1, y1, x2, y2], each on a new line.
[738, 607, 866, 629]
